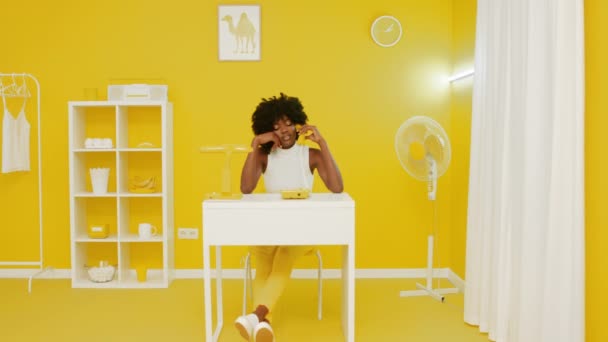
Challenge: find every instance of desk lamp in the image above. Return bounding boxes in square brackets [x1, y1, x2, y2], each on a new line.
[200, 144, 251, 199]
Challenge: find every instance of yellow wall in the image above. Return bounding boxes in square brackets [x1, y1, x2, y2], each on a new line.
[450, 0, 476, 278]
[0, 0, 455, 270]
[585, 1, 608, 341]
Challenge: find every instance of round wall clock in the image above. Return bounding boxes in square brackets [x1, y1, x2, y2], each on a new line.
[371, 15, 403, 47]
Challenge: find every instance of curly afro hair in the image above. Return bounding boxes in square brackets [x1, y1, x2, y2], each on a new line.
[251, 93, 308, 154]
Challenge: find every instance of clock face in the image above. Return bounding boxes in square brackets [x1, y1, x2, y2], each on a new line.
[371, 16, 403, 47]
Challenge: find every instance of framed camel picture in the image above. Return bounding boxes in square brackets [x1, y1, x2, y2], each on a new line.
[218, 5, 261, 61]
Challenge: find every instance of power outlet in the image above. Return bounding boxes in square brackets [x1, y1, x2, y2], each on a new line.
[178, 227, 199, 240]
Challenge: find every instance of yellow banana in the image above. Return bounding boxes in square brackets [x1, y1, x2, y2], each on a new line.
[145, 177, 156, 189]
[132, 176, 154, 188]
[295, 124, 313, 144]
[132, 177, 147, 188]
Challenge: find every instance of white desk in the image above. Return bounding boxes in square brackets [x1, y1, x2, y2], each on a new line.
[202, 193, 355, 341]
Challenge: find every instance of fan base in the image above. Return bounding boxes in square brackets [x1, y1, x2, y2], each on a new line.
[399, 283, 459, 302]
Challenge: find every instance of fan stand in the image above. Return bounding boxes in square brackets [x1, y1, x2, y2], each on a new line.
[399, 161, 459, 302]
[399, 234, 458, 302]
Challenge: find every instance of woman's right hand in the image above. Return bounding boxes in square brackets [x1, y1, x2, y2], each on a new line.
[253, 132, 282, 151]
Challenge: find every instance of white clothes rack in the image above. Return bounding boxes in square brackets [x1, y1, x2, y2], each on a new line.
[0, 73, 50, 292]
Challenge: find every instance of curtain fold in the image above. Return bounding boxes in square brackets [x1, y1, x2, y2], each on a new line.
[463, 0, 585, 341]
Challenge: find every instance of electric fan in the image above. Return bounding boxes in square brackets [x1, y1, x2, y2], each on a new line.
[395, 116, 458, 302]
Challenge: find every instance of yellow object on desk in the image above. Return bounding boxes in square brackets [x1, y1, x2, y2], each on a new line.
[281, 188, 310, 199]
[204, 192, 244, 200]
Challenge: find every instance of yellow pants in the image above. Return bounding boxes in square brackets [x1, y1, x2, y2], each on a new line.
[251, 245, 313, 318]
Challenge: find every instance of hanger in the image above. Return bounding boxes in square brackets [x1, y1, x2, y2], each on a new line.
[0, 74, 30, 98]
[17, 74, 31, 98]
[0, 75, 18, 97]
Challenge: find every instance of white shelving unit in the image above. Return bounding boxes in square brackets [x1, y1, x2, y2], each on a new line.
[68, 101, 174, 288]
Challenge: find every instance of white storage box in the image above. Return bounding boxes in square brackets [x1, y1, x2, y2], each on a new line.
[108, 84, 168, 101]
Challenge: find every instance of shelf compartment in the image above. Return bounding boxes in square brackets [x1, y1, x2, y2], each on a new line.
[71, 151, 117, 194]
[73, 242, 118, 286]
[118, 196, 163, 240]
[72, 197, 118, 241]
[117, 105, 162, 149]
[69, 105, 116, 150]
[118, 242, 164, 284]
[118, 151, 162, 194]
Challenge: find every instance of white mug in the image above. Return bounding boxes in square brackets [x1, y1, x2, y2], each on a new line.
[138, 223, 158, 239]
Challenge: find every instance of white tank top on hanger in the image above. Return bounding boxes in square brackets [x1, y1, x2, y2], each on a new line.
[2, 97, 30, 173]
[263, 144, 313, 193]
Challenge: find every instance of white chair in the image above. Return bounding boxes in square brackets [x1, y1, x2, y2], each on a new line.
[242, 249, 323, 320]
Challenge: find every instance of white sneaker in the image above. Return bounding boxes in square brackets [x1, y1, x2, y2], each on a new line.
[253, 321, 274, 342]
[235, 313, 259, 340]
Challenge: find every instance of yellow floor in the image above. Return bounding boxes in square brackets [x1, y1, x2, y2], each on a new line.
[1, 278, 488, 341]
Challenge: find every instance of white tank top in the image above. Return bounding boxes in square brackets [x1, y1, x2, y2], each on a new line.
[263, 144, 314, 193]
[2, 96, 30, 173]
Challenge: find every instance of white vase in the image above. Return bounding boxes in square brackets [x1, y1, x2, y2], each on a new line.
[90, 168, 110, 194]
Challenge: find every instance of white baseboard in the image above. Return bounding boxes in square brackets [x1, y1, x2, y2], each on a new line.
[354, 268, 452, 279]
[0, 267, 69, 279]
[1, 267, 466, 288]
[176, 267, 459, 280]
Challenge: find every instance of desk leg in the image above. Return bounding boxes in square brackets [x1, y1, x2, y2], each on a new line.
[203, 243, 213, 341]
[342, 244, 355, 342]
[215, 246, 224, 340]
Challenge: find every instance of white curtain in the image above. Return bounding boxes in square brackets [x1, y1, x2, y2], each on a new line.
[463, 0, 585, 341]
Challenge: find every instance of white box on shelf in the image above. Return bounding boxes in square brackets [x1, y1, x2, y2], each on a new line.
[107, 84, 168, 101]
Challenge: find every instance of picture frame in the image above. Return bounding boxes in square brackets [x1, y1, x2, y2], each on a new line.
[218, 5, 261, 61]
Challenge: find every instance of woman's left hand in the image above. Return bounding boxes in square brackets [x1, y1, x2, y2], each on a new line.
[298, 124, 324, 144]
